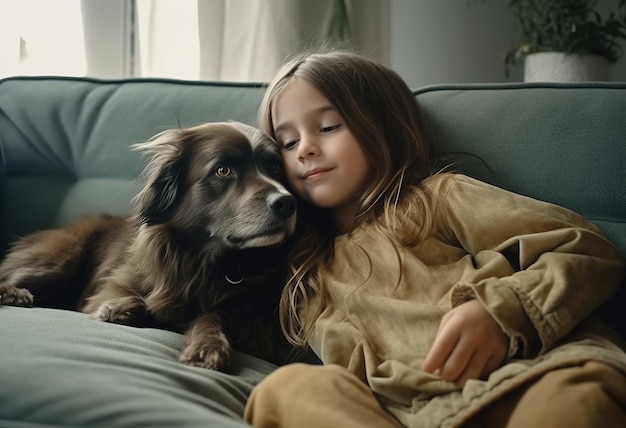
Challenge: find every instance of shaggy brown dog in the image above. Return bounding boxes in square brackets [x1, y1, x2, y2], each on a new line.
[0, 121, 297, 370]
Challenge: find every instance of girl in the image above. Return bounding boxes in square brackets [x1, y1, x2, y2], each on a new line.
[243, 51, 626, 428]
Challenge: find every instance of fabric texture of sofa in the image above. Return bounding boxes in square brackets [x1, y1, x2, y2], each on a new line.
[0, 76, 624, 427]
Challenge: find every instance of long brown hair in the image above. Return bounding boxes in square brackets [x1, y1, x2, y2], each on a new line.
[259, 50, 437, 346]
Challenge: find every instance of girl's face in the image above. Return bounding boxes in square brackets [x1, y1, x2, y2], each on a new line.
[271, 80, 371, 231]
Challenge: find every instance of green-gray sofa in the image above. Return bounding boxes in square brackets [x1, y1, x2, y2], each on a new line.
[1, 76, 624, 427]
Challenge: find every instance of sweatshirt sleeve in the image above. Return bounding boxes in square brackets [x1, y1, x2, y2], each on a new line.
[438, 174, 624, 357]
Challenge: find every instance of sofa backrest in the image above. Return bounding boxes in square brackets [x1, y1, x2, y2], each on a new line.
[415, 83, 626, 258]
[0, 76, 265, 251]
[1, 78, 624, 260]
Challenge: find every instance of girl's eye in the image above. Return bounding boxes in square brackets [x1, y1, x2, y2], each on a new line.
[320, 124, 340, 133]
[282, 140, 298, 150]
[215, 165, 232, 178]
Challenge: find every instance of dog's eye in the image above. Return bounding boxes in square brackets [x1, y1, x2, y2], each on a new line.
[215, 165, 233, 178]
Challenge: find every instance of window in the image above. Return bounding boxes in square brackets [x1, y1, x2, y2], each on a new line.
[0, 0, 86, 78]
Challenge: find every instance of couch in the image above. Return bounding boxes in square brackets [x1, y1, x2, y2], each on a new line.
[1, 76, 624, 427]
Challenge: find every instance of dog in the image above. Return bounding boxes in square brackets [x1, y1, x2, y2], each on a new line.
[0, 121, 297, 370]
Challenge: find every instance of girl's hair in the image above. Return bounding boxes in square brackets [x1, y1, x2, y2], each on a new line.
[259, 50, 437, 346]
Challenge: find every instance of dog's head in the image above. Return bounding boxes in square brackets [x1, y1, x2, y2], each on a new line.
[133, 121, 296, 252]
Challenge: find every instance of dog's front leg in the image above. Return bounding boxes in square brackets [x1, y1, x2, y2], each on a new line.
[0, 285, 34, 307]
[89, 295, 148, 326]
[180, 313, 231, 370]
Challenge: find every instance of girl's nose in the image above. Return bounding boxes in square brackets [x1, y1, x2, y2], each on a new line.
[297, 134, 320, 161]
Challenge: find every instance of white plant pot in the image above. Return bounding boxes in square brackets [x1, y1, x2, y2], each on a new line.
[524, 52, 611, 82]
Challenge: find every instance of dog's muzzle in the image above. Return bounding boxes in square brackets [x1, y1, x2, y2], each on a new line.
[267, 192, 296, 219]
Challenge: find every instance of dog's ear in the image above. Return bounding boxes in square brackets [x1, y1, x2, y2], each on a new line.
[133, 129, 186, 225]
[140, 161, 183, 225]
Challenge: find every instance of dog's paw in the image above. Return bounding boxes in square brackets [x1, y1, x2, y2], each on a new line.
[180, 337, 232, 370]
[90, 297, 147, 326]
[0, 285, 34, 307]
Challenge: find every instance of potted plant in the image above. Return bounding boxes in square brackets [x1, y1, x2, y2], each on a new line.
[471, 0, 626, 81]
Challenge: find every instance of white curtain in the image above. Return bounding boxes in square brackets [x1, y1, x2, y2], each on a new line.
[0, 0, 388, 81]
[135, 0, 351, 81]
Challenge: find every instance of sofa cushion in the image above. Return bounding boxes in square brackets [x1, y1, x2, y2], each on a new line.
[0, 306, 273, 428]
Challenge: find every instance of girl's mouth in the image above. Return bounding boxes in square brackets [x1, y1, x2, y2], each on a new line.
[303, 167, 332, 180]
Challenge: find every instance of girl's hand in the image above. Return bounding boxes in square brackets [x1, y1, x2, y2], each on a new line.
[422, 299, 508, 388]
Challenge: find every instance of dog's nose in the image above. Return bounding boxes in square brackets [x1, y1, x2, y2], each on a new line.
[267, 193, 296, 218]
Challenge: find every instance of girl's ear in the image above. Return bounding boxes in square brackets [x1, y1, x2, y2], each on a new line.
[132, 130, 185, 225]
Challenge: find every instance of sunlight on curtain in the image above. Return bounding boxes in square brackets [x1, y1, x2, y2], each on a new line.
[135, 0, 351, 82]
[0, 0, 86, 78]
[135, 0, 200, 80]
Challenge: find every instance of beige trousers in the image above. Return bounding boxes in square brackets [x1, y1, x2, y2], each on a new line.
[244, 361, 626, 428]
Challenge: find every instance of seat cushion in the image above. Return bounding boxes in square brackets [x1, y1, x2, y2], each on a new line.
[0, 306, 275, 428]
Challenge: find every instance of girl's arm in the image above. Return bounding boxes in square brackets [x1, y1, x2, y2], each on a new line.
[437, 174, 624, 358]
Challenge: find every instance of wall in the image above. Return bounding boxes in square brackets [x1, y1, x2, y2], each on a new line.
[389, 0, 626, 89]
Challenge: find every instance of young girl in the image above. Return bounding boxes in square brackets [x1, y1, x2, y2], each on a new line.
[243, 51, 626, 428]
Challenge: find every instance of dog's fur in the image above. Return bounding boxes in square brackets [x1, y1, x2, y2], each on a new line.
[0, 121, 297, 370]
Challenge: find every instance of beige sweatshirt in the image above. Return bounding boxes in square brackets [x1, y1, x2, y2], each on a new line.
[309, 173, 626, 428]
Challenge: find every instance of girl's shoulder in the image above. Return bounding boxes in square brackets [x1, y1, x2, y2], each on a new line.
[422, 173, 597, 229]
[420, 173, 512, 219]
[422, 172, 502, 198]
[423, 171, 483, 186]
[422, 172, 474, 196]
